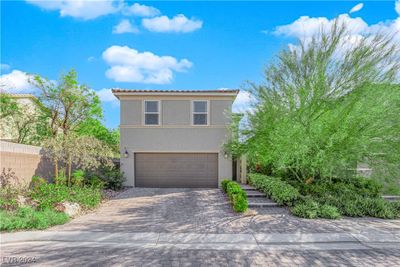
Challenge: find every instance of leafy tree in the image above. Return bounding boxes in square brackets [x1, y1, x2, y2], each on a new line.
[228, 23, 400, 184]
[0, 94, 49, 145]
[0, 94, 18, 119]
[31, 69, 103, 180]
[76, 118, 120, 156]
[32, 69, 102, 137]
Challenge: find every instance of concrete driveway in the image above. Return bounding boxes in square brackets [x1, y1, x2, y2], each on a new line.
[2, 188, 400, 266]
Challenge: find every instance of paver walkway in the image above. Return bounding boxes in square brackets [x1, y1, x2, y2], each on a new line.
[1, 188, 400, 266]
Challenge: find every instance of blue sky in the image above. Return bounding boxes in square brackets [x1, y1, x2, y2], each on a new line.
[1, 0, 399, 128]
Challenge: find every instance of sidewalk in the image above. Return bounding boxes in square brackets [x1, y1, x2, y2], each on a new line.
[2, 230, 400, 251]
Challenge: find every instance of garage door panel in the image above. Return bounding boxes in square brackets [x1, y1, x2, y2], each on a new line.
[135, 153, 218, 188]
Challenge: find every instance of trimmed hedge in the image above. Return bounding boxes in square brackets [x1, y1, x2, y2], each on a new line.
[248, 173, 300, 205]
[221, 179, 248, 212]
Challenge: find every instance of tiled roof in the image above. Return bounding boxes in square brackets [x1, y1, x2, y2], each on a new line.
[111, 89, 239, 94]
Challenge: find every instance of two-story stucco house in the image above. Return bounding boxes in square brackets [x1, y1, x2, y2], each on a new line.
[112, 89, 239, 188]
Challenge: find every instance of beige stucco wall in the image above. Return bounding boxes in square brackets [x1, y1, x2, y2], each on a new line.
[120, 98, 233, 127]
[118, 96, 235, 187]
[162, 100, 190, 125]
[120, 100, 142, 125]
[210, 100, 232, 125]
[0, 141, 54, 187]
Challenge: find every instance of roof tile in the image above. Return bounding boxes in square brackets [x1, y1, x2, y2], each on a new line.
[111, 89, 239, 94]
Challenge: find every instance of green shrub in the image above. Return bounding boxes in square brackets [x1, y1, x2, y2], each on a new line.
[319, 204, 341, 219]
[0, 188, 18, 211]
[98, 166, 125, 190]
[248, 173, 300, 205]
[363, 198, 397, 219]
[226, 182, 243, 198]
[29, 183, 102, 210]
[0, 207, 69, 231]
[221, 179, 230, 193]
[391, 201, 400, 212]
[55, 170, 67, 185]
[232, 192, 248, 212]
[291, 199, 319, 219]
[85, 174, 106, 189]
[344, 176, 383, 198]
[72, 170, 85, 186]
[383, 182, 400, 196]
[334, 195, 365, 217]
[222, 180, 248, 213]
[321, 195, 399, 218]
[30, 175, 47, 189]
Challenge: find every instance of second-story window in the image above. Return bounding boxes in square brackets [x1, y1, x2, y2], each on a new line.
[193, 100, 208, 125]
[144, 100, 160, 125]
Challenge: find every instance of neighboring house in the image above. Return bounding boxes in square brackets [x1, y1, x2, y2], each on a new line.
[112, 89, 239, 188]
[0, 93, 39, 142]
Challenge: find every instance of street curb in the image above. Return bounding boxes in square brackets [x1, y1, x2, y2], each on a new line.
[2, 231, 400, 251]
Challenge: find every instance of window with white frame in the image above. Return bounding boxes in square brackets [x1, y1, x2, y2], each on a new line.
[192, 100, 208, 125]
[144, 100, 160, 125]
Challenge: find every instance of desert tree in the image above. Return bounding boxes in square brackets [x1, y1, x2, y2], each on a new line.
[228, 22, 400, 183]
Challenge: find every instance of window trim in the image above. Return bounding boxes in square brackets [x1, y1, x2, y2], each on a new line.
[191, 100, 209, 126]
[143, 100, 161, 126]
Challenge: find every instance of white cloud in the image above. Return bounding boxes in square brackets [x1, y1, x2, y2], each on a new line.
[102, 45, 193, 84]
[95, 88, 119, 105]
[26, 0, 121, 20]
[122, 3, 160, 17]
[274, 14, 369, 39]
[1, 64, 10, 71]
[232, 91, 254, 113]
[396, 0, 400, 15]
[87, 56, 96, 62]
[142, 14, 202, 33]
[112, 19, 139, 34]
[369, 17, 400, 41]
[26, 1, 204, 35]
[0, 70, 36, 93]
[272, 11, 400, 48]
[349, 3, 364, 14]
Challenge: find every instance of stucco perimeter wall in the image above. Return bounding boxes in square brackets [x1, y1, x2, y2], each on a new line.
[120, 127, 232, 187]
[0, 141, 53, 186]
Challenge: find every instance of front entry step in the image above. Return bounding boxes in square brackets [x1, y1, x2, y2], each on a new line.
[240, 184, 258, 191]
[247, 197, 279, 207]
[246, 191, 266, 197]
[240, 184, 279, 208]
[248, 202, 279, 208]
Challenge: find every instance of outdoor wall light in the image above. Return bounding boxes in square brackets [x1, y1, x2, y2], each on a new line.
[123, 148, 129, 158]
[224, 153, 229, 159]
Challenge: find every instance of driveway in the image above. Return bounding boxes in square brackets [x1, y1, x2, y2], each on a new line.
[47, 188, 400, 234]
[2, 188, 400, 266]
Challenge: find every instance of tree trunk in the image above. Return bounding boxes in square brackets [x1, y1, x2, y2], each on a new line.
[68, 156, 72, 187]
